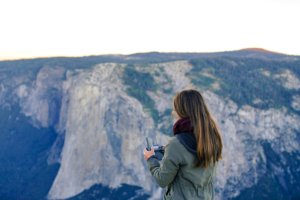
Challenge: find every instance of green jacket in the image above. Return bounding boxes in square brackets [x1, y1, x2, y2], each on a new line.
[147, 136, 217, 200]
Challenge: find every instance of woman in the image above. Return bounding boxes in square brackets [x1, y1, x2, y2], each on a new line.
[144, 89, 223, 200]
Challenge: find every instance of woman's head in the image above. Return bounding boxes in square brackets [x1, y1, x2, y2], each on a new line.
[173, 89, 223, 168]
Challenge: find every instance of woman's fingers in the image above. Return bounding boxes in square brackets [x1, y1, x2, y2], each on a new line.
[143, 147, 155, 160]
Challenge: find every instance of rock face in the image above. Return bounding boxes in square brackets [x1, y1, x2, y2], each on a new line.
[47, 63, 159, 199]
[0, 51, 300, 200]
[274, 69, 300, 90]
[15, 66, 65, 128]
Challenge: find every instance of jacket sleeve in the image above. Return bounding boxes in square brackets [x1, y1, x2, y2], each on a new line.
[146, 138, 182, 188]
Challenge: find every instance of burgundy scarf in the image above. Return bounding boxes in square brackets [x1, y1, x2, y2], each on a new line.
[173, 117, 194, 135]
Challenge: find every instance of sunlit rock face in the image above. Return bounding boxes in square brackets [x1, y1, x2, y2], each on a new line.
[273, 69, 300, 90]
[15, 66, 65, 128]
[1, 51, 300, 200]
[47, 63, 160, 199]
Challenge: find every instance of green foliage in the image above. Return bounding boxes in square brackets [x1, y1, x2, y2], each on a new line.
[124, 67, 157, 91]
[189, 57, 300, 111]
[123, 66, 159, 123]
[188, 73, 215, 89]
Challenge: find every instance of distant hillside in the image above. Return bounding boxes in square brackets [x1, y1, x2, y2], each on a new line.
[0, 49, 300, 200]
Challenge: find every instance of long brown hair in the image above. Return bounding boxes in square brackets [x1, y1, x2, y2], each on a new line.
[173, 89, 223, 168]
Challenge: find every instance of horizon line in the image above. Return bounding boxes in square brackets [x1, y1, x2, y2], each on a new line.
[0, 47, 298, 62]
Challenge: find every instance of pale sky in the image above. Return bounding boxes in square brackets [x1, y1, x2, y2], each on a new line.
[0, 0, 299, 60]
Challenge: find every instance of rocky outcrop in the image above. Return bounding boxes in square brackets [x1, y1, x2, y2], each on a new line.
[15, 66, 65, 128]
[47, 63, 161, 199]
[274, 69, 300, 90]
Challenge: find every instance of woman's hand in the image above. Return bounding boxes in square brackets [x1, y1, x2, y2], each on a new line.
[143, 147, 155, 160]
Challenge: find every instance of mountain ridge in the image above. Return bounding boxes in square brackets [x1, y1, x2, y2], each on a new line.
[0, 48, 299, 63]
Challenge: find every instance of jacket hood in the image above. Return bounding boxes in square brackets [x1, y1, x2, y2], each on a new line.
[175, 132, 197, 156]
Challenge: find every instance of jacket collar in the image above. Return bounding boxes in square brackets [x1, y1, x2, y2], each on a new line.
[175, 132, 197, 156]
